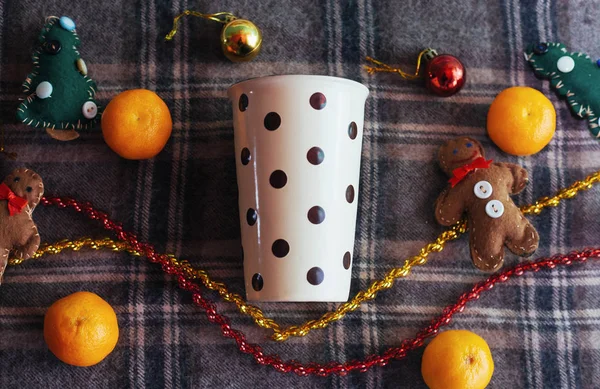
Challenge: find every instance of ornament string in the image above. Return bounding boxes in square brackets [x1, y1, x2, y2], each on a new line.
[165, 10, 238, 41]
[365, 48, 437, 79]
[34, 170, 600, 342]
[8, 237, 600, 376]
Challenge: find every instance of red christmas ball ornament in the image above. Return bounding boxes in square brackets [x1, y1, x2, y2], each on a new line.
[365, 48, 466, 98]
[424, 54, 466, 97]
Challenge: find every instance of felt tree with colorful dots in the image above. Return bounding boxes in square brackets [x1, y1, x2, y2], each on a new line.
[525, 42, 600, 138]
[16, 16, 100, 141]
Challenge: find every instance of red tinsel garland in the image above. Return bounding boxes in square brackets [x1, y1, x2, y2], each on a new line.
[40, 196, 600, 376]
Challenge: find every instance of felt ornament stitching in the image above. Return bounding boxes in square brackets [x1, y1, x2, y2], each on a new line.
[524, 42, 600, 138]
[16, 16, 100, 141]
[435, 137, 539, 272]
[0, 168, 44, 284]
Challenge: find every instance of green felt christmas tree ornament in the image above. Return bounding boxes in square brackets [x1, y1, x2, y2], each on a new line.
[525, 42, 600, 138]
[16, 16, 100, 141]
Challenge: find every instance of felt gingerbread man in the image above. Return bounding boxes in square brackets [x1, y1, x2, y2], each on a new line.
[435, 137, 539, 271]
[0, 168, 44, 283]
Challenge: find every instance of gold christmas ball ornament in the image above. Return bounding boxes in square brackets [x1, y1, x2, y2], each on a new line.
[221, 19, 262, 62]
[165, 10, 262, 63]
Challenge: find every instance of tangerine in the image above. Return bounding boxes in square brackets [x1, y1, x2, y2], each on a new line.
[421, 329, 494, 389]
[44, 291, 119, 367]
[487, 86, 555, 156]
[101, 89, 172, 159]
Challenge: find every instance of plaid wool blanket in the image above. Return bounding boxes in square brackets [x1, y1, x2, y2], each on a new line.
[0, 0, 599, 388]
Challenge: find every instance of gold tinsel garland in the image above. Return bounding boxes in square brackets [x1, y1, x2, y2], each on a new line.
[8, 170, 600, 342]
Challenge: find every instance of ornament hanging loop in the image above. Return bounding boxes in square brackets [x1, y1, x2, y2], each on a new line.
[364, 48, 437, 80]
[165, 10, 238, 41]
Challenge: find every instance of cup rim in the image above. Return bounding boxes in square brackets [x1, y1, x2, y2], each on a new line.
[227, 74, 369, 97]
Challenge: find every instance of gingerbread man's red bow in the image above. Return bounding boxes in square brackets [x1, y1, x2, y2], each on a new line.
[448, 157, 493, 187]
[0, 183, 28, 216]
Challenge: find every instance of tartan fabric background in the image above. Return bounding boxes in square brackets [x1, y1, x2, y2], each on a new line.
[0, 0, 598, 388]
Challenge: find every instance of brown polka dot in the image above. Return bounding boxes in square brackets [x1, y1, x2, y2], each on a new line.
[252, 273, 263, 291]
[346, 185, 355, 203]
[309, 92, 327, 110]
[264, 112, 281, 131]
[239, 94, 248, 112]
[307, 206, 325, 224]
[343, 252, 351, 269]
[246, 208, 257, 226]
[307, 267, 324, 285]
[272, 239, 290, 258]
[269, 170, 287, 189]
[348, 122, 358, 140]
[241, 148, 251, 165]
[307, 147, 324, 165]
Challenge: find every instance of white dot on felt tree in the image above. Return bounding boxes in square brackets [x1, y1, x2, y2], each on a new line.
[82, 101, 98, 119]
[35, 81, 53, 99]
[59, 16, 76, 31]
[556, 56, 575, 73]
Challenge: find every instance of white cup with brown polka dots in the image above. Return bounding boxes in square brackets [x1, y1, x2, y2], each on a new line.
[228, 75, 369, 302]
